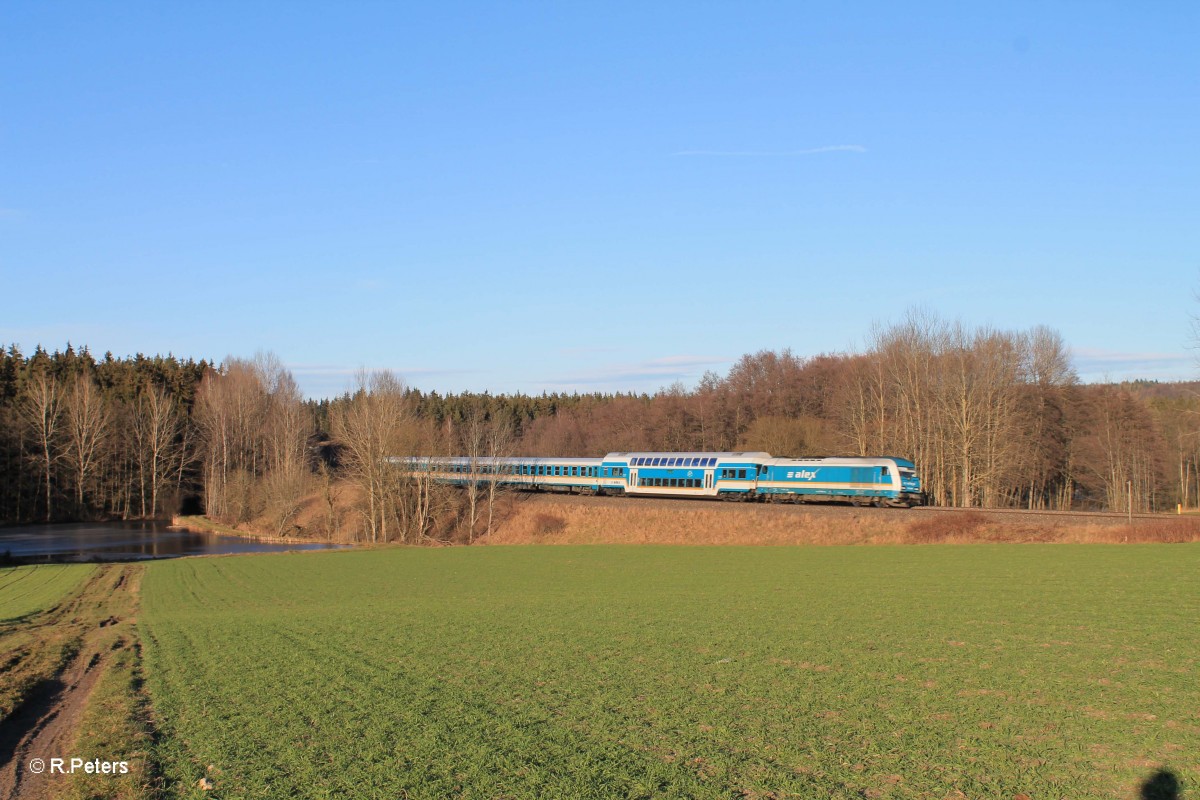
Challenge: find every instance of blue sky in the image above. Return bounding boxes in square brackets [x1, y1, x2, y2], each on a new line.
[2, 2, 1197, 397]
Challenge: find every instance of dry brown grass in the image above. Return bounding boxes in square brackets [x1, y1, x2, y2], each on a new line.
[903, 510, 988, 543]
[488, 499, 1200, 546]
[1058, 518, 1200, 544]
[488, 501, 914, 546]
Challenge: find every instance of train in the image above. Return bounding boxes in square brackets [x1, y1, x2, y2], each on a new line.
[388, 451, 924, 507]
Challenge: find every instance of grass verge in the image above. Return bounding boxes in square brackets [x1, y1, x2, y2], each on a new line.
[0, 564, 96, 722]
[0, 563, 158, 800]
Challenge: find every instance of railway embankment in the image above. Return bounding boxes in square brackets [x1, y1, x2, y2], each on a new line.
[486, 493, 1200, 546]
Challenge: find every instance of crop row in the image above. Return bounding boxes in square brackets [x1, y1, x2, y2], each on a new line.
[0, 563, 95, 623]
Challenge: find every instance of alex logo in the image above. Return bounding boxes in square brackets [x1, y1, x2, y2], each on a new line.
[786, 470, 817, 480]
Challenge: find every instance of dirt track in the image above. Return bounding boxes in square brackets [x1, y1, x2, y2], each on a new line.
[0, 565, 141, 800]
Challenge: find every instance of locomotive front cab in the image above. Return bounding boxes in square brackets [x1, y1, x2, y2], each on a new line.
[895, 462, 923, 506]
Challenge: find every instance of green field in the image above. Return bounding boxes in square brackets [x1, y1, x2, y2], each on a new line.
[141, 546, 1199, 799]
[0, 563, 95, 623]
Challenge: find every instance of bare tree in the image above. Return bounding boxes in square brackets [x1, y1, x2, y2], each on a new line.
[331, 370, 408, 544]
[64, 374, 111, 512]
[482, 414, 515, 540]
[130, 383, 181, 518]
[1078, 386, 1163, 512]
[459, 405, 487, 542]
[195, 358, 269, 521]
[21, 371, 65, 522]
[257, 353, 309, 536]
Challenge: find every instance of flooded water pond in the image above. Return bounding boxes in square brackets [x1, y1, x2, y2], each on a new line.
[0, 521, 346, 561]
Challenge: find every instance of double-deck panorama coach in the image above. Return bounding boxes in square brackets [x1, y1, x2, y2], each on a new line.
[390, 452, 923, 507]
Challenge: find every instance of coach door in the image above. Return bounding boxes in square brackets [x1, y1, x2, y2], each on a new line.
[631, 469, 638, 488]
[704, 470, 713, 491]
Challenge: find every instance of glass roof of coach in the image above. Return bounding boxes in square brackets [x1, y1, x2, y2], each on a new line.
[604, 452, 770, 460]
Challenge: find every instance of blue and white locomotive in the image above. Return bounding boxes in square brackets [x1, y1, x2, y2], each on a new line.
[391, 451, 923, 507]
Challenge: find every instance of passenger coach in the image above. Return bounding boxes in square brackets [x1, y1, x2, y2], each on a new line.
[389, 451, 923, 507]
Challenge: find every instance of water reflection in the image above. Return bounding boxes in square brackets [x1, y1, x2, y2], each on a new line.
[0, 521, 345, 561]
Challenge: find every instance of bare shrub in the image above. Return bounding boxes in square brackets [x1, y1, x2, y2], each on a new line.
[1118, 519, 1200, 543]
[531, 513, 567, 538]
[904, 511, 988, 543]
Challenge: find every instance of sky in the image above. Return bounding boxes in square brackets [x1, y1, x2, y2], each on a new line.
[2, 2, 1198, 398]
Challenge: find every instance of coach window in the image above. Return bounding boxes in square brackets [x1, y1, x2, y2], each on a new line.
[738, 469, 746, 479]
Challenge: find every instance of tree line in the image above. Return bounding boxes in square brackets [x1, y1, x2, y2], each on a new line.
[1, 314, 1196, 540]
[0, 344, 208, 524]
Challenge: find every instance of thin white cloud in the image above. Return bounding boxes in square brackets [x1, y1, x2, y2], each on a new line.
[671, 145, 866, 157]
[543, 354, 729, 388]
[1071, 347, 1194, 381]
[289, 364, 473, 378]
